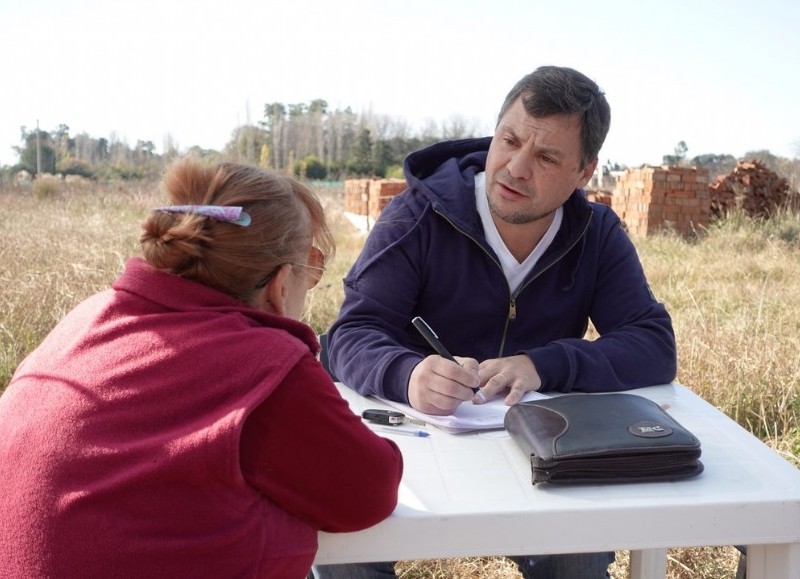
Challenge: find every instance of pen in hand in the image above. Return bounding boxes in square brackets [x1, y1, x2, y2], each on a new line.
[411, 316, 486, 402]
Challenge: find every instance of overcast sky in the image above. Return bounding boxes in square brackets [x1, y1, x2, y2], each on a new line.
[1, 0, 798, 168]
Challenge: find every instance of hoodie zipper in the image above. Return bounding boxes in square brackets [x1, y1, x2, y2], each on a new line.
[435, 208, 592, 357]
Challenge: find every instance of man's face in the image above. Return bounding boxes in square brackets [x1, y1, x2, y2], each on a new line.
[485, 98, 597, 226]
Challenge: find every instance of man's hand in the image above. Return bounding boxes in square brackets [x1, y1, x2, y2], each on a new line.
[478, 355, 542, 405]
[408, 355, 480, 415]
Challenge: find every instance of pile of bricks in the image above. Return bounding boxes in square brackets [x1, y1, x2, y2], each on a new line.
[611, 166, 710, 236]
[347, 166, 793, 237]
[708, 160, 792, 219]
[344, 179, 370, 214]
[344, 178, 407, 220]
[585, 190, 612, 206]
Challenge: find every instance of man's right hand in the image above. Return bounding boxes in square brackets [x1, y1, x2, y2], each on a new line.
[407, 355, 480, 415]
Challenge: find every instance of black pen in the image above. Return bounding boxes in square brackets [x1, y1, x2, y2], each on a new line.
[411, 316, 486, 401]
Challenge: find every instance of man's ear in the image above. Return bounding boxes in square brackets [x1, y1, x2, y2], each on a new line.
[257, 264, 290, 316]
[576, 159, 598, 189]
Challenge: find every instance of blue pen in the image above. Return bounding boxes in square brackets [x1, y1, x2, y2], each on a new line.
[373, 426, 430, 438]
[411, 316, 486, 402]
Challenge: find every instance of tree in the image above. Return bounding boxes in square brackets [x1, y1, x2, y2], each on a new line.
[162, 133, 180, 162]
[372, 140, 392, 178]
[262, 102, 287, 169]
[14, 128, 56, 175]
[308, 99, 328, 162]
[690, 153, 737, 179]
[259, 144, 270, 169]
[224, 125, 269, 165]
[348, 129, 374, 176]
[135, 140, 156, 159]
[441, 114, 480, 140]
[662, 141, 688, 166]
[52, 124, 72, 166]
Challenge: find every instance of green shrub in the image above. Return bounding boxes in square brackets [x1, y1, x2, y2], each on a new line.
[293, 155, 328, 180]
[57, 158, 95, 179]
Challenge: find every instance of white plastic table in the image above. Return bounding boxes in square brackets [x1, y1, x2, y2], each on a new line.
[315, 383, 800, 579]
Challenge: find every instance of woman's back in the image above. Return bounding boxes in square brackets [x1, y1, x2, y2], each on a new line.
[0, 160, 402, 578]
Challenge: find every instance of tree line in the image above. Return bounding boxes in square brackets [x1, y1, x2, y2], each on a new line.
[9, 123, 165, 181]
[4, 104, 799, 190]
[5, 100, 485, 182]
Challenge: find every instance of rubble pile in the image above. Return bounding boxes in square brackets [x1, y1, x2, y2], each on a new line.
[708, 160, 791, 219]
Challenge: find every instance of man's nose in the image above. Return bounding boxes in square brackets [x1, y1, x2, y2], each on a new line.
[507, 151, 532, 180]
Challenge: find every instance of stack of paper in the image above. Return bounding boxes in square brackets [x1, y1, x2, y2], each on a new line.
[378, 391, 549, 434]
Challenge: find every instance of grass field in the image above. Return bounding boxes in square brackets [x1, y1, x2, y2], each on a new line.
[1, 179, 798, 578]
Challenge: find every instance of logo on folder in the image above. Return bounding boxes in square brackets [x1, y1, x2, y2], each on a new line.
[628, 421, 673, 438]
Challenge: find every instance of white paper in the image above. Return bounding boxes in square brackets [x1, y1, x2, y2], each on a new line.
[378, 390, 550, 434]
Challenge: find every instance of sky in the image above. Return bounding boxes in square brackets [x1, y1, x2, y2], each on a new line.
[1, 0, 798, 169]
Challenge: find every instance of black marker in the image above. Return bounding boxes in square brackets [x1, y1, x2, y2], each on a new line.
[411, 316, 485, 401]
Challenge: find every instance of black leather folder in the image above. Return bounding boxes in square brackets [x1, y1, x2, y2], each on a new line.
[504, 393, 704, 485]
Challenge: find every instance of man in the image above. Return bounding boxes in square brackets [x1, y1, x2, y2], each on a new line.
[317, 65, 676, 579]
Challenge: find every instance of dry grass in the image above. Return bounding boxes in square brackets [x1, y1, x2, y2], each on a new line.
[1, 180, 798, 578]
[0, 180, 156, 386]
[395, 548, 744, 578]
[639, 212, 800, 454]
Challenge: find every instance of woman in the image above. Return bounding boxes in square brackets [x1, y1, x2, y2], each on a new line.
[0, 159, 403, 578]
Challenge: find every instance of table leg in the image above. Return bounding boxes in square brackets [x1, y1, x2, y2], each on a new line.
[629, 548, 667, 579]
[745, 543, 800, 579]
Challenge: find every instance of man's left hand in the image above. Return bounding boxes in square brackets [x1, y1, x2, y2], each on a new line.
[477, 355, 542, 405]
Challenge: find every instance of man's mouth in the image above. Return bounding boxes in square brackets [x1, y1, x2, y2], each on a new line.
[496, 180, 527, 199]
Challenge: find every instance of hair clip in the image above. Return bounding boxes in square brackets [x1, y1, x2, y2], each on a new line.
[153, 205, 251, 226]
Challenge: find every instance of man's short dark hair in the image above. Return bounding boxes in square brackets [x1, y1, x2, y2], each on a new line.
[497, 66, 611, 168]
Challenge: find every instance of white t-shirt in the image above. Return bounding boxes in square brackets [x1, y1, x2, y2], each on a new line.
[474, 172, 563, 294]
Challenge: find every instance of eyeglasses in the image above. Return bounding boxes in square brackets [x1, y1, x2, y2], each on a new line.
[254, 246, 326, 290]
[294, 246, 326, 288]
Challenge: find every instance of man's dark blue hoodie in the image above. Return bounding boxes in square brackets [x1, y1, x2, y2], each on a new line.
[328, 137, 677, 403]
